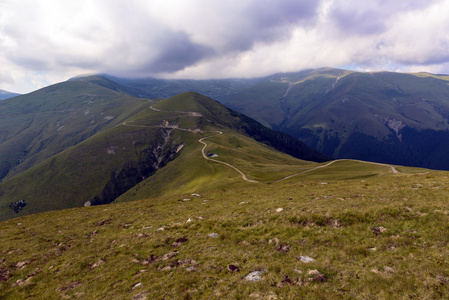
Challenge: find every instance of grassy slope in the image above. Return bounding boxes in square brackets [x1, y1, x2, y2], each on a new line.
[1, 161, 449, 299]
[0, 92, 324, 221]
[225, 69, 449, 167]
[0, 78, 150, 181]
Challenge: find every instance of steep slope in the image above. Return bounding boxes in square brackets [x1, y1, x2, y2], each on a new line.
[224, 68, 449, 169]
[0, 91, 327, 221]
[0, 77, 150, 181]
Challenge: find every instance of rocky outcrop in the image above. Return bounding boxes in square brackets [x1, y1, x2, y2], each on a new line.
[91, 128, 184, 206]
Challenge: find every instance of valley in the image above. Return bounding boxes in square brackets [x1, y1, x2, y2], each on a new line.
[1, 69, 449, 298]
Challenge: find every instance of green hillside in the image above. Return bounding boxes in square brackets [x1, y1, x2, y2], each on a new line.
[223, 68, 449, 170]
[1, 159, 448, 299]
[0, 91, 326, 221]
[0, 77, 150, 181]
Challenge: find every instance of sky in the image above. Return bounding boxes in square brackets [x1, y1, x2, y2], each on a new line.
[1, 0, 449, 94]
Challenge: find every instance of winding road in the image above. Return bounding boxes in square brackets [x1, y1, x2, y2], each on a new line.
[122, 105, 401, 184]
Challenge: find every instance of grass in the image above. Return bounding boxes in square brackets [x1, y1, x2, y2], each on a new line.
[2, 163, 449, 299]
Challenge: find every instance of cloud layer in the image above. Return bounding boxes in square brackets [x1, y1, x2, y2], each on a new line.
[1, 0, 449, 93]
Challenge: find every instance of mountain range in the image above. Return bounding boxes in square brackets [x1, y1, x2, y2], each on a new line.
[2, 67, 449, 220]
[2, 69, 449, 298]
[0, 76, 326, 221]
[0, 89, 20, 100]
[91, 68, 449, 170]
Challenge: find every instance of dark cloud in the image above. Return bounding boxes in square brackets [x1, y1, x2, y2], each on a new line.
[328, 0, 439, 35]
[140, 31, 215, 73]
[221, 0, 321, 52]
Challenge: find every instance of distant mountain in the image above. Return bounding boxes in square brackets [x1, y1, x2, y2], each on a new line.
[0, 80, 327, 221]
[102, 75, 265, 102]
[0, 89, 20, 100]
[222, 68, 449, 170]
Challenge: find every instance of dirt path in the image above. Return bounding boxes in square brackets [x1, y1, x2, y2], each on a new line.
[199, 131, 259, 183]
[123, 105, 401, 183]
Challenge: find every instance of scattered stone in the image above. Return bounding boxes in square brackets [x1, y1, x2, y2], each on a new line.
[296, 256, 315, 263]
[132, 292, 150, 300]
[185, 266, 196, 272]
[84, 201, 91, 207]
[160, 252, 177, 261]
[191, 193, 201, 197]
[307, 269, 327, 282]
[227, 264, 240, 272]
[137, 233, 150, 238]
[208, 233, 219, 238]
[293, 269, 303, 274]
[275, 208, 284, 213]
[132, 282, 142, 290]
[159, 266, 172, 271]
[368, 247, 377, 252]
[0, 269, 12, 282]
[172, 237, 188, 247]
[177, 259, 197, 267]
[435, 275, 449, 284]
[328, 219, 342, 228]
[57, 281, 82, 292]
[239, 201, 249, 205]
[243, 270, 265, 282]
[186, 218, 192, 223]
[320, 182, 328, 185]
[156, 227, 165, 231]
[182, 198, 191, 202]
[89, 259, 105, 270]
[275, 244, 290, 253]
[371, 226, 388, 236]
[268, 238, 280, 246]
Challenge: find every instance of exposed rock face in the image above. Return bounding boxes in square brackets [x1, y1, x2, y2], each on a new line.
[91, 128, 184, 206]
[382, 117, 406, 141]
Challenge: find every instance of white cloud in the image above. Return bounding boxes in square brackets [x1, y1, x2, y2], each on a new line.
[0, 0, 448, 93]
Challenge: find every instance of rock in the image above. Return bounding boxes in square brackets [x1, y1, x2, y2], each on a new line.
[132, 282, 142, 290]
[172, 237, 188, 247]
[185, 266, 196, 272]
[275, 244, 290, 253]
[371, 226, 388, 235]
[243, 270, 265, 281]
[307, 269, 327, 282]
[275, 208, 284, 212]
[191, 193, 201, 197]
[296, 256, 315, 263]
[186, 218, 192, 223]
[293, 269, 303, 274]
[84, 201, 91, 207]
[15, 260, 31, 269]
[160, 252, 177, 261]
[132, 292, 149, 300]
[208, 233, 219, 238]
[268, 238, 280, 246]
[177, 259, 197, 267]
[156, 227, 165, 231]
[89, 259, 105, 270]
[227, 264, 240, 272]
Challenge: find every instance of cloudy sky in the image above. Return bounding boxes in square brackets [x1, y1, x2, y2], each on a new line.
[1, 0, 449, 93]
